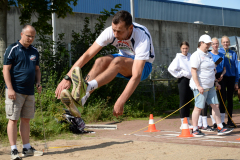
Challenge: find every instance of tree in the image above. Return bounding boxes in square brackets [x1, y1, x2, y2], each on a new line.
[0, 0, 8, 63]
[0, 0, 78, 63]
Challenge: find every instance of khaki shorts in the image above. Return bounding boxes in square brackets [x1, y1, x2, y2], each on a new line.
[5, 89, 35, 120]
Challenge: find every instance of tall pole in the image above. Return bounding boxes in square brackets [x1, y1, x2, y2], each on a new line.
[222, 7, 224, 26]
[130, 0, 135, 22]
[52, 2, 56, 55]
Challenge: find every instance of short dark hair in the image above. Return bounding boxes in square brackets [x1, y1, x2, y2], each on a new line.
[22, 24, 36, 33]
[198, 42, 202, 47]
[180, 41, 189, 48]
[112, 10, 132, 28]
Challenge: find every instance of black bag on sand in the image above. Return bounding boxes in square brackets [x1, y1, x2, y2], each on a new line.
[61, 109, 91, 134]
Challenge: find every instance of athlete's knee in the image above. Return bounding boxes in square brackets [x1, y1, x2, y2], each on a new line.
[110, 57, 125, 67]
[94, 57, 112, 68]
[95, 57, 104, 65]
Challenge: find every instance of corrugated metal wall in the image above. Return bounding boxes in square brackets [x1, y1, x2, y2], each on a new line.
[70, 0, 131, 14]
[70, 0, 240, 28]
[139, 0, 240, 27]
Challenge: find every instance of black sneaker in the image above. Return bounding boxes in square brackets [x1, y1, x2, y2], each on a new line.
[222, 122, 227, 128]
[212, 123, 217, 131]
[11, 149, 22, 160]
[227, 121, 237, 128]
[22, 147, 43, 157]
[217, 127, 233, 136]
[192, 129, 205, 137]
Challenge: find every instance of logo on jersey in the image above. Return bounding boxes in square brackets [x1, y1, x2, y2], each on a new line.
[30, 55, 36, 61]
[115, 41, 134, 54]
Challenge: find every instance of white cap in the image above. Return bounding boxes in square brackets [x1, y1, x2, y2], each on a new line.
[199, 34, 212, 43]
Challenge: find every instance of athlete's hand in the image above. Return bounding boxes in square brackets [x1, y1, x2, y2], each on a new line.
[113, 101, 124, 117]
[8, 88, 16, 100]
[55, 79, 71, 99]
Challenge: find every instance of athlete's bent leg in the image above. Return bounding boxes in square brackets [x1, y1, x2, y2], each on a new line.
[94, 56, 134, 88]
[86, 55, 114, 82]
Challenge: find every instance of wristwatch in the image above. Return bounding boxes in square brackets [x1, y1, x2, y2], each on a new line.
[64, 75, 72, 82]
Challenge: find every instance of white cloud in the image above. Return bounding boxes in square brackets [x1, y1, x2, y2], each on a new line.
[183, 0, 204, 5]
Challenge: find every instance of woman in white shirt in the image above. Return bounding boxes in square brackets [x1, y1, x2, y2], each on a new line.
[199, 37, 226, 132]
[190, 34, 232, 137]
[168, 41, 193, 129]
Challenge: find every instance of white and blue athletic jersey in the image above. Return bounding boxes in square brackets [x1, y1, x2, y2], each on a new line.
[96, 22, 155, 63]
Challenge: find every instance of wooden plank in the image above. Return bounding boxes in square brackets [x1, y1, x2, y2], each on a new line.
[85, 124, 117, 130]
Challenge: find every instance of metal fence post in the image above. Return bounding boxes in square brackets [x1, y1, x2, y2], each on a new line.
[68, 43, 72, 67]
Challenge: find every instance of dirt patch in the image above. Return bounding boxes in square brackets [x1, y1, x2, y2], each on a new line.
[1, 110, 240, 160]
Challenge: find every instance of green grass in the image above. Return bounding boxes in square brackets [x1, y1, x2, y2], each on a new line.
[233, 94, 240, 109]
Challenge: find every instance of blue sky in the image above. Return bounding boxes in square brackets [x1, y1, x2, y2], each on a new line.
[169, 0, 240, 10]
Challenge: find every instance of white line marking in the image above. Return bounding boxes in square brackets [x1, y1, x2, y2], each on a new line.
[130, 130, 240, 145]
[133, 134, 151, 137]
[161, 131, 181, 133]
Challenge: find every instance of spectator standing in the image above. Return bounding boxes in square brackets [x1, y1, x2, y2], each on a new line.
[190, 34, 232, 137]
[218, 36, 239, 128]
[200, 37, 226, 132]
[3, 25, 43, 160]
[168, 41, 193, 129]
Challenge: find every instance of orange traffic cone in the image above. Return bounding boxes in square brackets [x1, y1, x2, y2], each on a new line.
[178, 117, 193, 137]
[144, 114, 160, 132]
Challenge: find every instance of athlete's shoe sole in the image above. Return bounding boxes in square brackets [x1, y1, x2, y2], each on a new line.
[60, 89, 83, 117]
[71, 67, 87, 102]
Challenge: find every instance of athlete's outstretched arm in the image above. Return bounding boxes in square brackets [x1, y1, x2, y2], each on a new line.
[113, 59, 146, 117]
[55, 42, 103, 99]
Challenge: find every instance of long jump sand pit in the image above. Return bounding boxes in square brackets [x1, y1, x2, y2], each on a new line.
[1, 110, 240, 160]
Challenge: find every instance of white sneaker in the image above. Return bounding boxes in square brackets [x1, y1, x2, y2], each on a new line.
[11, 149, 22, 160]
[22, 147, 43, 157]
